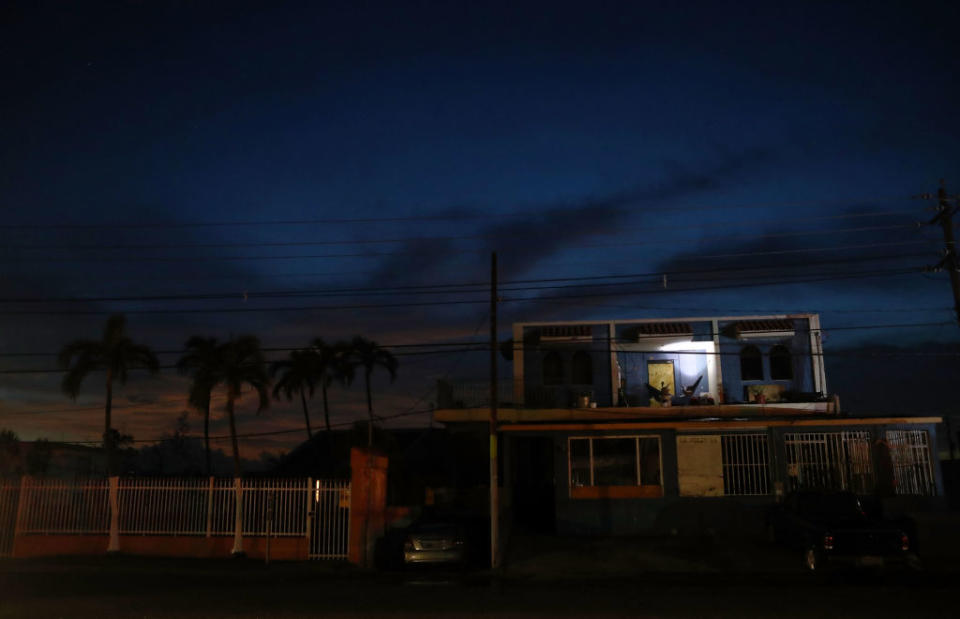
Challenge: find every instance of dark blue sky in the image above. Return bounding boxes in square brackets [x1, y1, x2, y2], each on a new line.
[2, 1, 959, 453]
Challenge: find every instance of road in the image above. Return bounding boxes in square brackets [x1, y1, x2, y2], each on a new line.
[1, 557, 956, 618]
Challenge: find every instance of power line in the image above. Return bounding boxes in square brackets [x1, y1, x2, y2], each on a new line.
[0, 264, 931, 316]
[50, 408, 438, 445]
[5, 215, 922, 251]
[0, 196, 913, 230]
[4, 233, 938, 264]
[0, 251, 929, 304]
[1, 320, 956, 374]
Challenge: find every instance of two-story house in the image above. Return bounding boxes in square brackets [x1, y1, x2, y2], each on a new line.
[434, 314, 943, 536]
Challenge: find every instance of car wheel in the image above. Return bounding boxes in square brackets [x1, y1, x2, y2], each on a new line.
[804, 547, 818, 571]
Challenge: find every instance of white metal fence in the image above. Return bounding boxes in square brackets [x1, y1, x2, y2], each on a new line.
[4, 476, 350, 559]
[17, 477, 111, 534]
[721, 433, 770, 496]
[309, 479, 351, 560]
[784, 431, 874, 493]
[0, 479, 20, 557]
[886, 430, 936, 496]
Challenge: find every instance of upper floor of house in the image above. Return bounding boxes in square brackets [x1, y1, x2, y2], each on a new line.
[435, 313, 835, 420]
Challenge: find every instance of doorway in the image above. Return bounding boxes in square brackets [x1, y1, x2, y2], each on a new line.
[511, 436, 556, 533]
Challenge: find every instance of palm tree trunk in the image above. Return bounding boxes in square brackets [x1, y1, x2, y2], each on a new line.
[322, 383, 331, 433]
[300, 388, 313, 439]
[203, 398, 211, 476]
[365, 370, 373, 447]
[104, 370, 113, 476]
[226, 394, 242, 477]
[226, 391, 244, 556]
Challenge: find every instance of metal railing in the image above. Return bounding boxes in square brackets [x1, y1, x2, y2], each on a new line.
[886, 430, 936, 496]
[16, 477, 110, 534]
[7, 476, 350, 559]
[0, 479, 20, 557]
[437, 379, 514, 408]
[721, 433, 770, 496]
[784, 431, 873, 494]
[309, 479, 351, 560]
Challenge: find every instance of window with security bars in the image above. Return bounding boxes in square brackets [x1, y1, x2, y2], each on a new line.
[721, 434, 770, 495]
[784, 432, 874, 494]
[886, 430, 936, 496]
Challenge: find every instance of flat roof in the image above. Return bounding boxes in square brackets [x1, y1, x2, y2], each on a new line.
[514, 313, 818, 328]
[497, 417, 942, 432]
[434, 402, 836, 424]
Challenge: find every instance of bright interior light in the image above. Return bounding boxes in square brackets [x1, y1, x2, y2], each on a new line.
[658, 340, 714, 352]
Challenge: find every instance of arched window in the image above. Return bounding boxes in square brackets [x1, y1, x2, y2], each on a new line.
[740, 345, 763, 381]
[770, 345, 793, 380]
[571, 350, 593, 385]
[543, 352, 564, 385]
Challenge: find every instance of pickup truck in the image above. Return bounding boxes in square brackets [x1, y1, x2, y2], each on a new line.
[767, 490, 918, 571]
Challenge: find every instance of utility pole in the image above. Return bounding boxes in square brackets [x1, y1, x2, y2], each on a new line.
[920, 180, 960, 326]
[489, 251, 500, 570]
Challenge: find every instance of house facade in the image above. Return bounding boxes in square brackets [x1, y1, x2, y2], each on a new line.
[434, 314, 943, 537]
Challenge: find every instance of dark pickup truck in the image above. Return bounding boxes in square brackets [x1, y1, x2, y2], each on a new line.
[767, 491, 918, 571]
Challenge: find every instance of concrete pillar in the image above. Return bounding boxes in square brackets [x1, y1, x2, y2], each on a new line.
[348, 447, 388, 567]
[231, 478, 244, 555]
[107, 476, 120, 553]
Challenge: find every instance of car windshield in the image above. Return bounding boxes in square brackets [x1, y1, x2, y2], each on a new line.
[797, 493, 865, 521]
[412, 523, 459, 536]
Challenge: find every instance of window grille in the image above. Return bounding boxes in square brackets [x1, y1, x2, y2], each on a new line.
[784, 432, 873, 493]
[721, 434, 770, 495]
[886, 430, 936, 496]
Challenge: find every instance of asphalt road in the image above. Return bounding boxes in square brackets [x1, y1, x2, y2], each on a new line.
[1, 557, 957, 618]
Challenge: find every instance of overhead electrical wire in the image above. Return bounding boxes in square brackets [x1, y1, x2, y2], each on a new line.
[0, 196, 914, 230]
[4, 218, 924, 251]
[3, 230, 940, 264]
[0, 251, 932, 304]
[1, 319, 957, 372]
[0, 264, 931, 316]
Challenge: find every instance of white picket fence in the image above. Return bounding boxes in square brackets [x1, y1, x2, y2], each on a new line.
[1, 476, 350, 559]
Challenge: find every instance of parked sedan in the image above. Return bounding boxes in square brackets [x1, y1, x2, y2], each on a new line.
[766, 491, 917, 571]
[403, 522, 467, 566]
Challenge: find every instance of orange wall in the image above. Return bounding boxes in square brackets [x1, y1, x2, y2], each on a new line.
[13, 535, 309, 560]
[348, 447, 388, 567]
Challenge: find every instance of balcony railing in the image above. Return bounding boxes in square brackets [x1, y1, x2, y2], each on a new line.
[436, 379, 514, 409]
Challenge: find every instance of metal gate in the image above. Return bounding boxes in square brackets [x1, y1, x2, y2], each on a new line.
[784, 431, 874, 493]
[0, 478, 20, 557]
[308, 479, 350, 560]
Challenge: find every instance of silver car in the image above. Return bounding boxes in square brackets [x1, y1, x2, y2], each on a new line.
[403, 523, 466, 565]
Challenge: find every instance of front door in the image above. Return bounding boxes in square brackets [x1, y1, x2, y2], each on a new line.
[512, 437, 556, 533]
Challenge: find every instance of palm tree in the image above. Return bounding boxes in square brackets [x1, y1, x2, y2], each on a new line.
[176, 336, 221, 476]
[313, 338, 355, 434]
[346, 336, 398, 447]
[58, 314, 159, 475]
[215, 335, 269, 557]
[216, 335, 270, 477]
[270, 348, 319, 440]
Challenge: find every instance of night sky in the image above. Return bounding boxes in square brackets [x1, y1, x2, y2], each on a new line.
[2, 1, 959, 461]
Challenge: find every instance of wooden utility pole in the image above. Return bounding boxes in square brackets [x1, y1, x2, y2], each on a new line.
[489, 251, 500, 570]
[926, 180, 960, 326]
